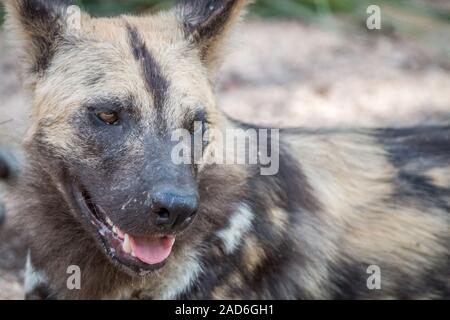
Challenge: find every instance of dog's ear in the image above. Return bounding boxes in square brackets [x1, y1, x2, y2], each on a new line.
[175, 0, 251, 76]
[3, 0, 83, 85]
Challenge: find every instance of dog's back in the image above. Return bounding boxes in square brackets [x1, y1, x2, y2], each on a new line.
[288, 126, 449, 299]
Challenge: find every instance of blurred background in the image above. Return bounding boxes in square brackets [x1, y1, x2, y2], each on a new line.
[1, 0, 450, 299]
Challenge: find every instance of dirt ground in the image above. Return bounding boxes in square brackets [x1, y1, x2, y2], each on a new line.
[0, 18, 449, 300]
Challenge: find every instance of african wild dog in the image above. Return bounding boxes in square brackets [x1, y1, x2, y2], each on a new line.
[3, 0, 449, 299]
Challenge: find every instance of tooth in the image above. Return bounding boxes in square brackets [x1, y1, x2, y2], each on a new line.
[123, 234, 131, 254]
[131, 250, 136, 258]
[112, 226, 117, 234]
[106, 217, 113, 227]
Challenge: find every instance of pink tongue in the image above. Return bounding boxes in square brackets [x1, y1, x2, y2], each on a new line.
[129, 235, 175, 265]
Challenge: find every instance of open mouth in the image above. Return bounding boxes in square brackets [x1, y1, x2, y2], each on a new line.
[71, 185, 176, 275]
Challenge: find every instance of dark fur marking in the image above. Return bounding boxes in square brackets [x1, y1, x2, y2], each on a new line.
[328, 262, 371, 300]
[25, 283, 55, 300]
[125, 24, 169, 118]
[389, 261, 450, 299]
[0, 147, 19, 181]
[0, 197, 5, 226]
[0, 152, 12, 180]
[378, 125, 450, 209]
[394, 172, 450, 211]
[378, 126, 450, 170]
[0, 148, 16, 226]
[422, 257, 450, 298]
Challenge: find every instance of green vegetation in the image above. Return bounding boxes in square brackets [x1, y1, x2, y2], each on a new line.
[1, 6, 5, 25]
[1, 1, 449, 28]
[73, 0, 174, 16]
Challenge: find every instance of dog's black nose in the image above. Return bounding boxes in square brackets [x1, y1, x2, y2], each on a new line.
[152, 190, 199, 230]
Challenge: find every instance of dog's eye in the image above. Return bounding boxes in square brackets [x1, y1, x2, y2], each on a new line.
[97, 112, 119, 125]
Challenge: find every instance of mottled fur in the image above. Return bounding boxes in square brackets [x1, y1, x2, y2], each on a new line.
[3, 0, 449, 299]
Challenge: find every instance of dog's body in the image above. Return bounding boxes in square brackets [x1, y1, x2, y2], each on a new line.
[3, 0, 449, 299]
[18, 125, 450, 299]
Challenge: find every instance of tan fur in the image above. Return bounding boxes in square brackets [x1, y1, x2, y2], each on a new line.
[286, 130, 449, 297]
[242, 235, 267, 273]
[424, 167, 450, 189]
[267, 207, 289, 235]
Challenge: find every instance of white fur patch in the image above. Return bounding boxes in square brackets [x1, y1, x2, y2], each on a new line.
[217, 203, 254, 254]
[157, 249, 203, 300]
[24, 251, 48, 295]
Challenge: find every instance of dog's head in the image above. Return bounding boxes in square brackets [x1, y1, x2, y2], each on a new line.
[5, 0, 250, 275]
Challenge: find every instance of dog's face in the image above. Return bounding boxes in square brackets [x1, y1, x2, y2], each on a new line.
[5, 0, 248, 275]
